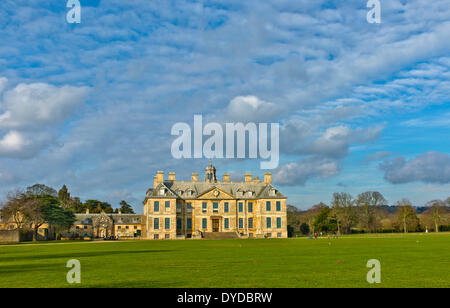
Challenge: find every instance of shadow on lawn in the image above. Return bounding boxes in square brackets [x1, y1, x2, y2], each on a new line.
[75, 280, 184, 288]
[0, 249, 172, 263]
[0, 262, 62, 275]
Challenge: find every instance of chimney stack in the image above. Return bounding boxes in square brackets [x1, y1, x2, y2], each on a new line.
[253, 177, 261, 183]
[192, 173, 198, 182]
[169, 172, 176, 182]
[118, 209, 122, 215]
[85, 208, 89, 214]
[223, 173, 230, 183]
[156, 171, 164, 186]
[153, 176, 158, 188]
[245, 173, 252, 183]
[264, 172, 272, 184]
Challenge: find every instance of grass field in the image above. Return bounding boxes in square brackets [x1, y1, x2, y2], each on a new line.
[0, 233, 449, 288]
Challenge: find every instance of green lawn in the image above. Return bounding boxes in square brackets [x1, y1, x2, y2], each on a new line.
[0, 233, 449, 288]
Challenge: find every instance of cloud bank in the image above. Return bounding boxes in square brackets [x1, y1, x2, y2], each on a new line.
[380, 151, 450, 184]
[0, 0, 449, 208]
[0, 78, 90, 158]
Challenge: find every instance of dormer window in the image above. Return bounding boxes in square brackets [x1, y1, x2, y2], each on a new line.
[159, 188, 166, 195]
[269, 188, 276, 196]
[247, 191, 254, 197]
[186, 189, 194, 197]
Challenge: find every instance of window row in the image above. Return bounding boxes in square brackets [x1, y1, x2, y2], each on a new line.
[153, 217, 283, 231]
[266, 201, 282, 212]
[153, 218, 194, 230]
[76, 225, 138, 230]
[195, 217, 283, 230]
[153, 218, 172, 230]
[265, 217, 282, 229]
[150, 200, 283, 212]
[117, 226, 138, 230]
[151, 201, 173, 212]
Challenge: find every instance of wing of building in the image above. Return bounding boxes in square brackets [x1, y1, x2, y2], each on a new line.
[70, 212, 143, 239]
[143, 161, 288, 240]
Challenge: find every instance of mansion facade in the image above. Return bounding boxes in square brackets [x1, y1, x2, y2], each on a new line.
[143, 161, 288, 240]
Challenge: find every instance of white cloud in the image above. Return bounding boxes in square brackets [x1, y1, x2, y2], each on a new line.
[0, 131, 28, 154]
[224, 95, 284, 122]
[0, 82, 90, 129]
[380, 151, 450, 184]
[401, 113, 450, 128]
[0, 130, 53, 159]
[273, 156, 339, 186]
[0, 79, 90, 159]
[274, 123, 383, 185]
[282, 124, 383, 158]
[305, 126, 354, 158]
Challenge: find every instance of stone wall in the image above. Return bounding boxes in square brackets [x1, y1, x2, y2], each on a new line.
[0, 230, 20, 242]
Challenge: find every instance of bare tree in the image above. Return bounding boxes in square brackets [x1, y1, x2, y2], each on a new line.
[26, 184, 57, 197]
[331, 192, 356, 234]
[1, 189, 57, 241]
[396, 199, 419, 233]
[1, 191, 30, 231]
[23, 198, 46, 241]
[356, 191, 387, 233]
[426, 199, 446, 233]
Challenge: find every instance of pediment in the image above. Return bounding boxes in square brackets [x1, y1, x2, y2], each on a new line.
[196, 187, 235, 200]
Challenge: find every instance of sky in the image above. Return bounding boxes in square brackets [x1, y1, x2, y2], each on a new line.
[0, 0, 449, 212]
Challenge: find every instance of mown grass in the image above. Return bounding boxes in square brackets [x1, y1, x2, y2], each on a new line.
[0, 233, 449, 288]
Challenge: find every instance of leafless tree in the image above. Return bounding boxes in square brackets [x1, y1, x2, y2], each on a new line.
[426, 199, 446, 233]
[396, 199, 419, 233]
[23, 198, 46, 241]
[1, 191, 30, 231]
[356, 191, 387, 232]
[331, 192, 356, 234]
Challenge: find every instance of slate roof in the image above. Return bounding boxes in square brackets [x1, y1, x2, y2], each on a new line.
[74, 213, 142, 225]
[145, 180, 286, 201]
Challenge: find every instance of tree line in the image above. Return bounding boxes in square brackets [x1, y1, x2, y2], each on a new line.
[0, 184, 135, 241]
[287, 191, 450, 236]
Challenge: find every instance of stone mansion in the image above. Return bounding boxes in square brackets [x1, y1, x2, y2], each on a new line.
[143, 161, 288, 240]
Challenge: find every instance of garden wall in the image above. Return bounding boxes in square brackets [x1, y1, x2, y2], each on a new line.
[0, 230, 20, 242]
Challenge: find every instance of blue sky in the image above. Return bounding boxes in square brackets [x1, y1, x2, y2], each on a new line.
[0, 0, 449, 211]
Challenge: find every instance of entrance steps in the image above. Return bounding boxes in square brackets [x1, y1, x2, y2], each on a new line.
[202, 232, 239, 240]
